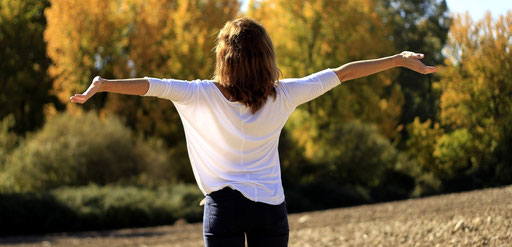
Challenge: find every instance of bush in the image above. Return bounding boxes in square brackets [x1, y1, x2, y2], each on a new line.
[0, 115, 20, 169]
[282, 120, 416, 210]
[0, 192, 76, 236]
[283, 181, 371, 213]
[314, 121, 402, 188]
[370, 169, 415, 202]
[433, 128, 474, 178]
[491, 117, 512, 185]
[406, 117, 444, 176]
[411, 172, 442, 197]
[1, 112, 176, 192]
[0, 184, 204, 236]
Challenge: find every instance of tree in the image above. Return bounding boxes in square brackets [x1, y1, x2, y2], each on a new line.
[0, 0, 57, 134]
[406, 117, 443, 175]
[44, 0, 239, 145]
[378, 0, 451, 138]
[249, 0, 405, 162]
[102, 0, 240, 143]
[438, 11, 512, 170]
[407, 11, 512, 187]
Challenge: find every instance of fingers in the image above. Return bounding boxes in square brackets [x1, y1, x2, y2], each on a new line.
[69, 94, 88, 104]
[417, 65, 438, 74]
[414, 54, 438, 74]
[69, 96, 82, 104]
[424, 66, 438, 74]
[69, 76, 102, 104]
[401, 51, 437, 74]
[415, 65, 438, 74]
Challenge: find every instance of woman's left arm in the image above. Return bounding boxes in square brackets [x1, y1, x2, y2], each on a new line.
[332, 51, 438, 83]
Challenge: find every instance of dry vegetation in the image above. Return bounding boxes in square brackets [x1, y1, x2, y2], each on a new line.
[1, 186, 511, 247]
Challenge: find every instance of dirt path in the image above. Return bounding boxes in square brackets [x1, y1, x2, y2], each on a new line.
[1, 186, 511, 247]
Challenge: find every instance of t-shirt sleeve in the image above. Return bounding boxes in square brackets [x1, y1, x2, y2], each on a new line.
[279, 69, 341, 107]
[142, 77, 196, 104]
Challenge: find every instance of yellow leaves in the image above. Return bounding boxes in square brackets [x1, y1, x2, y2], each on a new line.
[438, 66, 471, 128]
[302, 1, 316, 20]
[286, 109, 320, 160]
[45, 0, 240, 100]
[379, 99, 388, 111]
[440, 11, 512, 130]
[430, 11, 512, 171]
[249, 0, 403, 154]
[406, 117, 444, 174]
[45, 0, 123, 104]
[45, 0, 240, 141]
[0, 0, 21, 19]
[251, 0, 394, 77]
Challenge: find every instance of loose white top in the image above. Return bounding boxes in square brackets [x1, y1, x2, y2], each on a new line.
[143, 69, 341, 205]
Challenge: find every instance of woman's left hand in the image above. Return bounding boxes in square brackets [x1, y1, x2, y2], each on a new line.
[396, 51, 438, 74]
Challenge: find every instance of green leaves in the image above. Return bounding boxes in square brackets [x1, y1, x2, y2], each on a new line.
[1, 112, 179, 192]
[0, 0, 56, 134]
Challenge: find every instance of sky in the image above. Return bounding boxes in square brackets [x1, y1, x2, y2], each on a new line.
[241, 1, 511, 20]
[446, 0, 511, 20]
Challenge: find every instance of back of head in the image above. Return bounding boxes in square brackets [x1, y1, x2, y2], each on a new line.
[214, 18, 280, 114]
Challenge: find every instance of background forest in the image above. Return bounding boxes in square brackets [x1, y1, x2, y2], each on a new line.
[1, 0, 511, 235]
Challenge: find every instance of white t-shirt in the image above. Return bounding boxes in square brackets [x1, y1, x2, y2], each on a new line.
[143, 69, 341, 205]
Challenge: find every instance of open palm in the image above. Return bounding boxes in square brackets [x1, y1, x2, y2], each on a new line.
[399, 51, 438, 74]
[70, 76, 103, 104]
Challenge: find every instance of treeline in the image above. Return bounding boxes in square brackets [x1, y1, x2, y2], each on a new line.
[1, 0, 511, 235]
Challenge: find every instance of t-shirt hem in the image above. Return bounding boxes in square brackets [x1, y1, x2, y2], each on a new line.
[208, 185, 285, 205]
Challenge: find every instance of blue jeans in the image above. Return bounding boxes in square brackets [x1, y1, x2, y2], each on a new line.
[203, 187, 289, 247]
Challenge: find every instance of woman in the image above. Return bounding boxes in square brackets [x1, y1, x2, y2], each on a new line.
[70, 18, 437, 247]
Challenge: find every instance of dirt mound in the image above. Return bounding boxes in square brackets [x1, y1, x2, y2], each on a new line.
[1, 186, 511, 247]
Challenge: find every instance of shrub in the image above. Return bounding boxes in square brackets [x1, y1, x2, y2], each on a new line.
[284, 182, 371, 213]
[406, 117, 444, 176]
[370, 169, 415, 202]
[282, 120, 416, 209]
[53, 184, 204, 229]
[314, 121, 401, 188]
[493, 119, 512, 185]
[0, 115, 21, 169]
[1, 112, 174, 192]
[433, 128, 474, 177]
[159, 184, 204, 222]
[0, 184, 204, 236]
[0, 192, 76, 236]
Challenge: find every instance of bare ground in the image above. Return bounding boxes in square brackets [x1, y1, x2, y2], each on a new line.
[1, 185, 511, 247]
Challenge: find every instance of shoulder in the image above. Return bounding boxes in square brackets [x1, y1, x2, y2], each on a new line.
[144, 77, 215, 104]
[193, 79, 216, 92]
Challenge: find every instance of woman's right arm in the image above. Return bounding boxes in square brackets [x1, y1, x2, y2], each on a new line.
[333, 51, 437, 83]
[70, 76, 149, 104]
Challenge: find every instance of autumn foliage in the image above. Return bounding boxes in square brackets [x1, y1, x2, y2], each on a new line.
[1, 0, 512, 232]
[408, 11, 512, 190]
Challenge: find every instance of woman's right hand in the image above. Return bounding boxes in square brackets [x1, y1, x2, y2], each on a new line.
[70, 76, 104, 104]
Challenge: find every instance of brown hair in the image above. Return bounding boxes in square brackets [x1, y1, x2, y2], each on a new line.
[213, 18, 281, 114]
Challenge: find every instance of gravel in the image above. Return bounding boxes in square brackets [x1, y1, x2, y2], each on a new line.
[1, 185, 511, 247]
